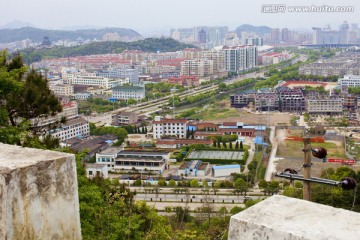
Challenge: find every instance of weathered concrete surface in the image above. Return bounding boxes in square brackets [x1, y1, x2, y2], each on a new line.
[229, 195, 360, 240]
[0, 143, 81, 240]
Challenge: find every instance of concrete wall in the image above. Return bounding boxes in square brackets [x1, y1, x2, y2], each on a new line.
[229, 195, 360, 240]
[0, 143, 81, 240]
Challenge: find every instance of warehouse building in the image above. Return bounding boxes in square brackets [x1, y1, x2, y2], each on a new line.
[212, 164, 241, 177]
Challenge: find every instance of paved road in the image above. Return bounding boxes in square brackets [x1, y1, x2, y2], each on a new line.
[145, 202, 246, 211]
[265, 126, 279, 181]
[135, 193, 257, 203]
[243, 137, 255, 174]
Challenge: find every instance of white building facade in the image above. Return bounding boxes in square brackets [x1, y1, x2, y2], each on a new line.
[307, 99, 343, 114]
[152, 116, 188, 139]
[49, 84, 74, 96]
[338, 75, 360, 87]
[111, 85, 145, 100]
[224, 45, 258, 73]
[50, 117, 90, 142]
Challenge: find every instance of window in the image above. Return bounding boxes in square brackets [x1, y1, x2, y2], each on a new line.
[89, 170, 93, 175]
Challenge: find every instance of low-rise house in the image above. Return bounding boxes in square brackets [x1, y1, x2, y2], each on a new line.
[85, 164, 108, 179]
[96, 149, 170, 174]
[112, 111, 139, 125]
[67, 134, 118, 160]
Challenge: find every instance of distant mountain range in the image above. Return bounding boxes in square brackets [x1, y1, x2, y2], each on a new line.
[0, 27, 142, 43]
[235, 24, 272, 36]
[0, 20, 35, 29]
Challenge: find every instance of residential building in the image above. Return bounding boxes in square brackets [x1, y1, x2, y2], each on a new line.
[180, 59, 214, 77]
[307, 98, 343, 115]
[245, 37, 263, 46]
[111, 85, 145, 100]
[143, 65, 177, 75]
[230, 91, 256, 108]
[254, 93, 280, 111]
[152, 116, 188, 139]
[224, 45, 258, 73]
[50, 117, 90, 142]
[167, 76, 200, 87]
[278, 88, 306, 113]
[112, 111, 139, 125]
[201, 49, 226, 73]
[96, 149, 170, 174]
[49, 84, 74, 96]
[299, 62, 360, 77]
[338, 75, 360, 87]
[183, 48, 202, 59]
[271, 28, 280, 44]
[312, 22, 349, 44]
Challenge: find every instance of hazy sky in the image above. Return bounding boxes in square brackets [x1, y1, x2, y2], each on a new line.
[1, 0, 360, 34]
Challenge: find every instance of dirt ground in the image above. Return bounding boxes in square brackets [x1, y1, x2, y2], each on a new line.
[274, 127, 359, 178]
[207, 108, 294, 125]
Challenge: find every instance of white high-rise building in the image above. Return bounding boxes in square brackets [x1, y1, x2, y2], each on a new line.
[223, 45, 258, 73]
[180, 59, 213, 77]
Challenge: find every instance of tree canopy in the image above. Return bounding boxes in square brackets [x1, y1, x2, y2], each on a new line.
[0, 50, 62, 147]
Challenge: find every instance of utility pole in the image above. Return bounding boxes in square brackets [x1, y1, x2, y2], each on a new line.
[303, 136, 312, 201]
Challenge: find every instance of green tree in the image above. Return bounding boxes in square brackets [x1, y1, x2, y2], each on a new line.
[0, 50, 62, 147]
[168, 179, 176, 187]
[127, 98, 137, 105]
[202, 180, 209, 188]
[158, 179, 166, 186]
[240, 141, 243, 150]
[235, 141, 239, 149]
[230, 206, 244, 215]
[258, 179, 268, 189]
[190, 179, 199, 187]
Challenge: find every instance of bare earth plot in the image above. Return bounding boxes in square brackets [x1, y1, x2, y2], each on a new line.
[204, 108, 293, 125]
[274, 129, 360, 178]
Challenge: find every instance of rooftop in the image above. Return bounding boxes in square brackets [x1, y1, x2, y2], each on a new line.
[212, 164, 240, 170]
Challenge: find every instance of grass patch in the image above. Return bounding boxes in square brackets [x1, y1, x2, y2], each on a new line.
[277, 141, 346, 158]
[189, 101, 240, 120]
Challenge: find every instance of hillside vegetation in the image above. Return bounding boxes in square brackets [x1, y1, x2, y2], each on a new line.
[21, 38, 196, 64]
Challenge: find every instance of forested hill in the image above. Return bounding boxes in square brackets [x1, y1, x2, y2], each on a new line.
[20, 38, 197, 64]
[0, 27, 141, 43]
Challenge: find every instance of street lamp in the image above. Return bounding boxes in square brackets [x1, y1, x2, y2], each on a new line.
[170, 87, 178, 118]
